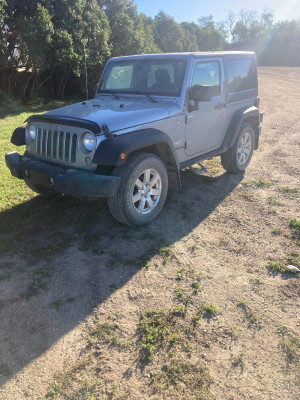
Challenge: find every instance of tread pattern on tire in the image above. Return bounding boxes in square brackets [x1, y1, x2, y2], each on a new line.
[108, 152, 168, 226]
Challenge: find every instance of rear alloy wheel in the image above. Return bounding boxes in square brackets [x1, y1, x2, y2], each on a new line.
[108, 152, 168, 226]
[221, 122, 255, 173]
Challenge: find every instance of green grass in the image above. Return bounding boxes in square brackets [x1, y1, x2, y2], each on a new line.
[0, 363, 11, 376]
[200, 303, 218, 314]
[277, 326, 288, 336]
[176, 268, 186, 280]
[88, 322, 126, 349]
[159, 246, 175, 265]
[0, 101, 106, 258]
[138, 309, 173, 362]
[268, 260, 286, 273]
[150, 361, 211, 398]
[288, 252, 300, 268]
[267, 196, 283, 206]
[271, 227, 282, 235]
[232, 351, 246, 370]
[281, 335, 299, 363]
[278, 186, 299, 197]
[237, 301, 264, 328]
[289, 218, 300, 245]
[50, 297, 74, 310]
[138, 306, 196, 363]
[191, 281, 201, 294]
[50, 299, 65, 309]
[43, 381, 62, 399]
[26, 266, 53, 297]
[242, 179, 272, 188]
[171, 304, 187, 317]
[192, 304, 218, 326]
[224, 326, 239, 339]
[175, 288, 192, 305]
[0, 101, 73, 212]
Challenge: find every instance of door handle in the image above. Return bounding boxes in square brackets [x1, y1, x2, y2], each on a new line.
[215, 102, 226, 110]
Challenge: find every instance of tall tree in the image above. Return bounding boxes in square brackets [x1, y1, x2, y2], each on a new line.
[197, 15, 224, 50]
[152, 11, 187, 52]
[98, 0, 157, 56]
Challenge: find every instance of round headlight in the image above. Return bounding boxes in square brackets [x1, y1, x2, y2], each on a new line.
[27, 124, 36, 140]
[82, 132, 95, 152]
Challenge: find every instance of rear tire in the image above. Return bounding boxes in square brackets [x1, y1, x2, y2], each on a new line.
[108, 152, 168, 226]
[25, 180, 59, 197]
[221, 122, 255, 173]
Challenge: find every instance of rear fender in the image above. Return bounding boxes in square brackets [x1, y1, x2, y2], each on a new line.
[222, 107, 260, 150]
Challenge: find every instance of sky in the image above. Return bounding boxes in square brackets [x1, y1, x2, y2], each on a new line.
[134, 0, 300, 23]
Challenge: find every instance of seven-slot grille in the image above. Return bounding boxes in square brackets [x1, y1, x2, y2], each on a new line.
[36, 128, 77, 163]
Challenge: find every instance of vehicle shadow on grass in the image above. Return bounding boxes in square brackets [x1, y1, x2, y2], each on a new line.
[0, 169, 243, 387]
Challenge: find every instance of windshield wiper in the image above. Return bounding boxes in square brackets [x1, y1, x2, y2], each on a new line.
[131, 91, 158, 103]
[99, 90, 120, 100]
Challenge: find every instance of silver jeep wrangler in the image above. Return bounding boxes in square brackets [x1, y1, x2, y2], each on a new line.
[6, 52, 263, 226]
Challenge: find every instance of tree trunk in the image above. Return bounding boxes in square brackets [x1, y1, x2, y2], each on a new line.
[30, 73, 39, 100]
[57, 64, 67, 99]
[60, 65, 70, 98]
[37, 64, 56, 94]
[21, 74, 32, 100]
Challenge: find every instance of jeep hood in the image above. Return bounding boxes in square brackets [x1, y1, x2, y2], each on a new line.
[45, 97, 181, 134]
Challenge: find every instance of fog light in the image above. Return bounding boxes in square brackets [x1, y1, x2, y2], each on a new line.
[85, 156, 92, 166]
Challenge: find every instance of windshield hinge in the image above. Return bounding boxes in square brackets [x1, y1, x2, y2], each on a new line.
[185, 115, 193, 124]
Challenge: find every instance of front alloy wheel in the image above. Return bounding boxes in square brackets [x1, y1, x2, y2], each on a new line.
[132, 168, 162, 215]
[108, 152, 168, 226]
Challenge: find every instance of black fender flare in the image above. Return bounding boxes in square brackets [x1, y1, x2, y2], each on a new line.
[222, 106, 260, 150]
[11, 125, 26, 146]
[93, 128, 181, 190]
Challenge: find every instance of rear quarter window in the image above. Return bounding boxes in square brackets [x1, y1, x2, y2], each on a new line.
[227, 59, 256, 93]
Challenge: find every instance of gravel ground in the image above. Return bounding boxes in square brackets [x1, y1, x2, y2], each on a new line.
[0, 66, 299, 400]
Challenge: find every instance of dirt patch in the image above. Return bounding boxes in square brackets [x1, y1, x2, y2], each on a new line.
[0, 67, 299, 400]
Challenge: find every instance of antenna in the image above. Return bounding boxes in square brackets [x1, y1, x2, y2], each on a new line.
[83, 39, 88, 101]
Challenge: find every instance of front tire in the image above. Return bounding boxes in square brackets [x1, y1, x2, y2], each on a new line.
[108, 152, 168, 226]
[221, 122, 255, 173]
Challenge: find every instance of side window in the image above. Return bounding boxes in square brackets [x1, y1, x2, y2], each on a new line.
[191, 62, 220, 96]
[106, 65, 133, 89]
[227, 59, 256, 93]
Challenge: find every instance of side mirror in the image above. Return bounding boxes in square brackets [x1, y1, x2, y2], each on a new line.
[190, 84, 213, 102]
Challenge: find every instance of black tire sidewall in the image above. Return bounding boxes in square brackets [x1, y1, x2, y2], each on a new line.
[113, 153, 168, 226]
[233, 123, 255, 172]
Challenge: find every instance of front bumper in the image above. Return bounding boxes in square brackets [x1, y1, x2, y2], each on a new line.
[5, 152, 120, 198]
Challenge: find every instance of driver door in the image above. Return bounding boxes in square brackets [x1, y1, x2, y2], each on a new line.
[185, 58, 226, 156]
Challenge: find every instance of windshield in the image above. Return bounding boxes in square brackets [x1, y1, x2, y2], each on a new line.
[98, 58, 187, 97]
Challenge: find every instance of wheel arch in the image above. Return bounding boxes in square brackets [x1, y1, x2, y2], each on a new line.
[222, 106, 260, 150]
[93, 128, 181, 191]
